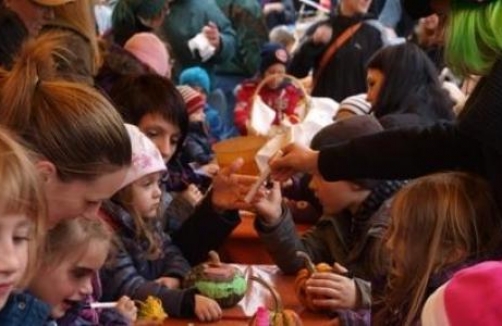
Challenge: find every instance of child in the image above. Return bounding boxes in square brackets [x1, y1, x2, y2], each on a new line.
[234, 42, 303, 135]
[176, 85, 219, 177]
[108, 73, 248, 265]
[251, 116, 404, 313]
[28, 217, 137, 325]
[0, 127, 46, 325]
[99, 124, 223, 321]
[179, 66, 231, 140]
[372, 172, 502, 325]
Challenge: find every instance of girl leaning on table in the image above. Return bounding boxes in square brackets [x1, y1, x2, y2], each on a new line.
[99, 124, 223, 322]
[28, 217, 137, 326]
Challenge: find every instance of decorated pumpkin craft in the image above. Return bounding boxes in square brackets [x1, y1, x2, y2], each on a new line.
[294, 251, 333, 312]
[249, 275, 303, 326]
[136, 295, 168, 324]
[183, 250, 247, 308]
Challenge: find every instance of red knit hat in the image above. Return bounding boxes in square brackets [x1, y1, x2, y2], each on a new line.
[176, 85, 205, 115]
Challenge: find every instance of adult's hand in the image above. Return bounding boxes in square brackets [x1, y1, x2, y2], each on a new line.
[270, 143, 319, 182]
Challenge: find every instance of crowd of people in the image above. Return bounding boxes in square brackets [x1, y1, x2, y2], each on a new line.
[0, 0, 501, 325]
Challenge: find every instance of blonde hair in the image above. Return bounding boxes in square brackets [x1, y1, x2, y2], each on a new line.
[0, 32, 131, 181]
[51, 0, 102, 76]
[44, 216, 113, 267]
[112, 186, 161, 260]
[375, 172, 502, 325]
[0, 127, 46, 287]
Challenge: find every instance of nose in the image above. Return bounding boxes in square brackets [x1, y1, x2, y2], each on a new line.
[80, 277, 93, 296]
[153, 184, 162, 199]
[0, 240, 22, 276]
[157, 137, 173, 162]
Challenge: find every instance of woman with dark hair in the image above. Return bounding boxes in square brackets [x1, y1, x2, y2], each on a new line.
[366, 42, 455, 128]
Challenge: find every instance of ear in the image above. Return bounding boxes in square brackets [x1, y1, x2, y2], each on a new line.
[35, 160, 57, 183]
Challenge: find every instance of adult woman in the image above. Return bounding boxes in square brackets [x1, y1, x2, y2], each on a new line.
[0, 32, 131, 227]
[365, 42, 454, 128]
[271, 0, 502, 211]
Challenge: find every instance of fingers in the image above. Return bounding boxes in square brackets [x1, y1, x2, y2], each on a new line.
[332, 262, 348, 274]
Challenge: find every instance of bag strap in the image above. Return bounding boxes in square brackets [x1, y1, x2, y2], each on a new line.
[313, 22, 363, 89]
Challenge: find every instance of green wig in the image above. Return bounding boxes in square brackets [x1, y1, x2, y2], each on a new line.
[445, 0, 502, 77]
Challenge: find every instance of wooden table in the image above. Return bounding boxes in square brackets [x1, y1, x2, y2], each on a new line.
[159, 265, 336, 325]
[219, 211, 311, 265]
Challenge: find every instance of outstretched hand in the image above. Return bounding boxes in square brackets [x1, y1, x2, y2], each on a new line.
[211, 158, 258, 211]
[269, 143, 319, 182]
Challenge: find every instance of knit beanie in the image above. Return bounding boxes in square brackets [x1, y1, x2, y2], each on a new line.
[179, 67, 211, 94]
[121, 124, 166, 188]
[124, 32, 168, 76]
[421, 260, 502, 326]
[259, 42, 290, 74]
[310, 115, 384, 189]
[338, 93, 372, 116]
[176, 85, 205, 115]
[402, 0, 495, 19]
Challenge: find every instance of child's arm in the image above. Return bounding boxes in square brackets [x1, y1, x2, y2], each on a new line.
[100, 246, 192, 318]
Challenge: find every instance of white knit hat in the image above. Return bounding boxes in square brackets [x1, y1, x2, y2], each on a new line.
[338, 93, 372, 116]
[121, 124, 166, 188]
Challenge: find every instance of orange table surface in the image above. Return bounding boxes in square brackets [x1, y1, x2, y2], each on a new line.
[220, 211, 311, 265]
[142, 264, 337, 326]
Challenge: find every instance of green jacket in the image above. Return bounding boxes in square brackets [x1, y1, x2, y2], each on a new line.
[160, 0, 236, 78]
[214, 0, 269, 76]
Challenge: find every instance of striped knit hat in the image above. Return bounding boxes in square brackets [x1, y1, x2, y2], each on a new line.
[339, 93, 372, 116]
[176, 85, 205, 115]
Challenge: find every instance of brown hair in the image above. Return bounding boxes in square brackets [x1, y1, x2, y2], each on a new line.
[374, 172, 502, 325]
[0, 127, 46, 287]
[0, 32, 131, 181]
[44, 216, 113, 267]
[48, 0, 102, 79]
[112, 186, 161, 260]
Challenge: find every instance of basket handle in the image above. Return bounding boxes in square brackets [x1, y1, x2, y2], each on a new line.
[252, 73, 309, 103]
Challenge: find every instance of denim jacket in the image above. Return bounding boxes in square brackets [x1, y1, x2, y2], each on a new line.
[0, 291, 51, 326]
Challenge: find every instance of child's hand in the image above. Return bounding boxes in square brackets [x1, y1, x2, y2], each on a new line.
[115, 295, 138, 322]
[155, 276, 181, 289]
[252, 181, 283, 226]
[194, 295, 222, 322]
[180, 183, 203, 207]
[201, 163, 220, 177]
[211, 158, 258, 211]
[305, 271, 357, 311]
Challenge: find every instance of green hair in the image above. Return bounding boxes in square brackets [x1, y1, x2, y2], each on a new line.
[445, 0, 502, 77]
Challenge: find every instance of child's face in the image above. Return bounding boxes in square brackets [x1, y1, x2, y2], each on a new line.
[29, 239, 110, 319]
[138, 113, 181, 164]
[189, 108, 205, 123]
[0, 212, 32, 309]
[264, 63, 286, 89]
[131, 172, 163, 219]
[308, 174, 361, 215]
[42, 166, 128, 227]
